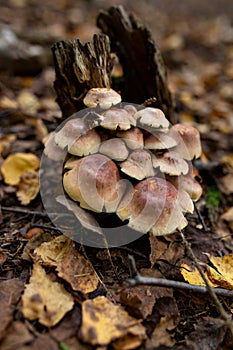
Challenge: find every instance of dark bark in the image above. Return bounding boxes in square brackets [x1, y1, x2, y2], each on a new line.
[97, 5, 174, 122]
[51, 34, 113, 119]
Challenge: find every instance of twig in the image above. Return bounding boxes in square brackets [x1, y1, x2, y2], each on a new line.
[193, 202, 208, 231]
[179, 230, 233, 336]
[1, 206, 48, 217]
[126, 255, 233, 298]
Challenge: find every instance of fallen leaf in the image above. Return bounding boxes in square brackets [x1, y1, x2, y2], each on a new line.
[181, 263, 209, 287]
[0, 279, 24, 340]
[221, 207, 233, 230]
[0, 321, 34, 350]
[0, 134, 16, 156]
[146, 315, 177, 348]
[112, 323, 146, 350]
[16, 170, 40, 205]
[207, 254, 233, 290]
[22, 263, 74, 327]
[34, 235, 99, 294]
[17, 90, 40, 115]
[1, 152, 40, 185]
[79, 296, 146, 346]
[181, 263, 217, 287]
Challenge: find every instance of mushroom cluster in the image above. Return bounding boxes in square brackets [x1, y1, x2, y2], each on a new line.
[45, 88, 202, 237]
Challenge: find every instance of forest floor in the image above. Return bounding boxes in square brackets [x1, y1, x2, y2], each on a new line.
[0, 1, 233, 349]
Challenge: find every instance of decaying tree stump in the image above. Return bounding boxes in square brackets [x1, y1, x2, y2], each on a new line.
[52, 5, 174, 121]
[97, 6, 174, 121]
[52, 34, 113, 119]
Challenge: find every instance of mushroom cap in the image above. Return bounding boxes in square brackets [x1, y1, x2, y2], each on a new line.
[43, 132, 66, 161]
[152, 151, 189, 176]
[170, 124, 202, 160]
[68, 129, 101, 156]
[99, 138, 129, 161]
[120, 149, 155, 180]
[123, 104, 137, 117]
[63, 154, 125, 213]
[83, 88, 121, 109]
[117, 127, 144, 150]
[54, 118, 89, 150]
[101, 107, 136, 130]
[144, 131, 177, 150]
[117, 177, 188, 235]
[56, 195, 103, 235]
[135, 107, 169, 130]
[167, 163, 202, 201]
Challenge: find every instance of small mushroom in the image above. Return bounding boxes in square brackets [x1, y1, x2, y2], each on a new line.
[63, 154, 125, 213]
[56, 195, 103, 235]
[167, 163, 202, 201]
[152, 151, 189, 176]
[99, 138, 129, 161]
[43, 132, 66, 161]
[69, 129, 101, 156]
[170, 124, 202, 160]
[83, 88, 121, 109]
[135, 107, 169, 130]
[101, 107, 136, 130]
[117, 177, 188, 236]
[117, 127, 144, 150]
[144, 131, 177, 150]
[123, 104, 137, 117]
[120, 149, 155, 180]
[54, 118, 89, 150]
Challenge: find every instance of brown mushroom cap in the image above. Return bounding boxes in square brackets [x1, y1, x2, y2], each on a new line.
[144, 131, 177, 150]
[63, 154, 125, 213]
[117, 177, 188, 235]
[99, 138, 129, 161]
[101, 107, 136, 130]
[68, 129, 101, 156]
[167, 163, 202, 201]
[135, 107, 169, 130]
[54, 118, 89, 150]
[152, 151, 189, 176]
[170, 124, 202, 160]
[43, 132, 66, 161]
[117, 127, 144, 150]
[56, 195, 103, 235]
[120, 149, 155, 180]
[83, 88, 121, 109]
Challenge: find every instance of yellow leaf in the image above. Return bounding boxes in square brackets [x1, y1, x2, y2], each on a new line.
[207, 255, 233, 290]
[180, 263, 217, 287]
[1, 153, 40, 185]
[34, 235, 99, 294]
[80, 296, 145, 346]
[16, 171, 40, 205]
[22, 263, 74, 327]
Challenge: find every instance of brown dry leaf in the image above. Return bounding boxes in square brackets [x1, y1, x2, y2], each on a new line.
[0, 321, 34, 350]
[34, 235, 99, 294]
[112, 323, 146, 350]
[218, 173, 233, 194]
[207, 254, 233, 290]
[146, 315, 178, 348]
[22, 263, 74, 327]
[17, 90, 40, 115]
[0, 134, 16, 155]
[1, 152, 40, 185]
[79, 296, 146, 346]
[221, 206, 233, 230]
[180, 263, 217, 287]
[16, 170, 40, 205]
[34, 235, 71, 267]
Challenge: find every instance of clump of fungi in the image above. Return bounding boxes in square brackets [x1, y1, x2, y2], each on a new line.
[45, 88, 202, 237]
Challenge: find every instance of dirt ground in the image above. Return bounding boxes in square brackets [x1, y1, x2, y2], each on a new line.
[0, 1, 233, 349]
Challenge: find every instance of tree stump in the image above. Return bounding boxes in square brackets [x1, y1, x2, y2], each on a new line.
[52, 34, 113, 119]
[52, 5, 174, 121]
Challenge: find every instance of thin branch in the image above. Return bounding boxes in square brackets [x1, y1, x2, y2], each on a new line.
[193, 202, 208, 231]
[126, 255, 233, 298]
[179, 230, 233, 336]
[1, 206, 48, 217]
